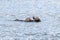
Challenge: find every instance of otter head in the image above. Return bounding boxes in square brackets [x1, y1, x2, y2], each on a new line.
[33, 16, 41, 22]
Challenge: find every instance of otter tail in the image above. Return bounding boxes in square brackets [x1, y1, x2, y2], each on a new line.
[14, 19, 24, 22]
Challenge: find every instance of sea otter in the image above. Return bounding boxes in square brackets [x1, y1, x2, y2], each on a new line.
[14, 16, 41, 22]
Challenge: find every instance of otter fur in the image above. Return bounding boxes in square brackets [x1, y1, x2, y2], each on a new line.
[25, 17, 33, 22]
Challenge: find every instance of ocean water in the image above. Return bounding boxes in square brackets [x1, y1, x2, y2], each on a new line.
[0, 0, 60, 40]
